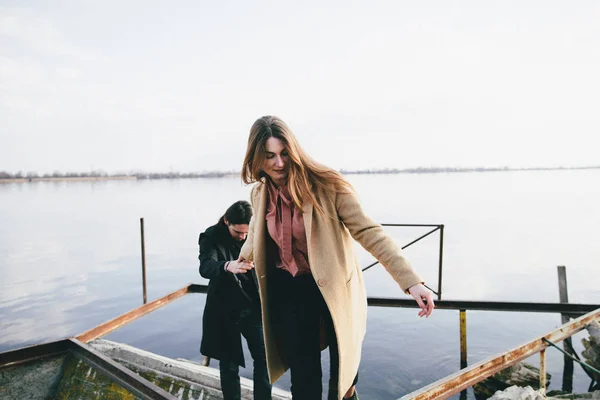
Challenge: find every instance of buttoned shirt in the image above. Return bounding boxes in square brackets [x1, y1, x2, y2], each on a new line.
[265, 180, 311, 277]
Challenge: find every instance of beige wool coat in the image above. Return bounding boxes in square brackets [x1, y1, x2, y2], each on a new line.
[239, 182, 423, 398]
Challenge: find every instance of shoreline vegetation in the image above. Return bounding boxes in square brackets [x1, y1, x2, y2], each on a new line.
[1, 165, 599, 183]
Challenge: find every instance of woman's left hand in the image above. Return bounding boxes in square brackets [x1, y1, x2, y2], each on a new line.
[408, 283, 435, 318]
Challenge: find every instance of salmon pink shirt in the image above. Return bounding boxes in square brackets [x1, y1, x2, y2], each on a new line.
[265, 180, 311, 277]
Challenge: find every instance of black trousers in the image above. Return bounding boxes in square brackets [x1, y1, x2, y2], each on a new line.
[219, 307, 272, 400]
[271, 268, 359, 400]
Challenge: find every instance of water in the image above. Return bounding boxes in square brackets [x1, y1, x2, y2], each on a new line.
[1, 170, 599, 399]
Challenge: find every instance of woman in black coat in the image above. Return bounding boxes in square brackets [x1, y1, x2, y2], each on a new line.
[199, 200, 271, 400]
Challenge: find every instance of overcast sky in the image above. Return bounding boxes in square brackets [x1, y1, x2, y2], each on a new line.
[1, 1, 599, 174]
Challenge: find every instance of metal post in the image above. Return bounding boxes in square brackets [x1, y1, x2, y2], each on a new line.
[539, 349, 547, 395]
[140, 218, 147, 304]
[558, 266, 569, 321]
[460, 309, 467, 369]
[557, 265, 573, 392]
[201, 356, 211, 366]
[437, 224, 444, 301]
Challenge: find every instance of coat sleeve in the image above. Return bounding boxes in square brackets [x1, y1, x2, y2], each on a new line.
[335, 190, 423, 293]
[198, 234, 228, 280]
[239, 185, 258, 261]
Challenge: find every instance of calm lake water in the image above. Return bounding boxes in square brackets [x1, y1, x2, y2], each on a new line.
[1, 170, 599, 399]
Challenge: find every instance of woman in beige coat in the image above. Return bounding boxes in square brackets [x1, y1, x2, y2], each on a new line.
[235, 115, 435, 400]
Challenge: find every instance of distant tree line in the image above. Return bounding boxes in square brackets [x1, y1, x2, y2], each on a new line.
[2, 165, 600, 181]
[0, 170, 110, 179]
[131, 171, 233, 179]
[0, 170, 235, 180]
[339, 165, 600, 174]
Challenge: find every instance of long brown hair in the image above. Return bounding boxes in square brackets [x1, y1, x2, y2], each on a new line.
[241, 115, 353, 215]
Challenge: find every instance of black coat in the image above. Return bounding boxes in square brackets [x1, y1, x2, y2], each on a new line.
[198, 221, 260, 367]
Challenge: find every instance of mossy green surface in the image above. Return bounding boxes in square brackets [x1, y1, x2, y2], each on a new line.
[50, 354, 141, 400]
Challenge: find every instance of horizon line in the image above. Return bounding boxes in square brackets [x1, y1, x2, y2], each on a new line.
[2, 164, 600, 180]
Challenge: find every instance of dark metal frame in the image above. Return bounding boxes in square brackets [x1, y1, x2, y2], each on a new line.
[0, 339, 70, 368]
[0, 338, 178, 400]
[367, 296, 600, 314]
[362, 223, 445, 299]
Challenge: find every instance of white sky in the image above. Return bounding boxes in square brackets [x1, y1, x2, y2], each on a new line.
[1, 1, 599, 174]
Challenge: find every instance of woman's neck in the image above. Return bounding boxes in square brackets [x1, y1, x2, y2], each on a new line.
[270, 177, 287, 188]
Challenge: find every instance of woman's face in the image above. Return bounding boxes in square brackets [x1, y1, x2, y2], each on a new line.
[263, 137, 289, 186]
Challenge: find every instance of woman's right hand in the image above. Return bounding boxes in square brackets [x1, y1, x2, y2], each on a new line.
[408, 283, 435, 317]
[226, 259, 254, 274]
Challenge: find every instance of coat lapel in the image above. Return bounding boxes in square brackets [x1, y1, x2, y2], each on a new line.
[254, 184, 268, 277]
[302, 201, 313, 250]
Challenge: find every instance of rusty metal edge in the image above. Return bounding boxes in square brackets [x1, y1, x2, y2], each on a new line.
[68, 338, 177, 400]
[398, 307, 600, 400]
[0, 339, 70, 368]
[0, 338, 176, 400]
[76, 284, 195, 343]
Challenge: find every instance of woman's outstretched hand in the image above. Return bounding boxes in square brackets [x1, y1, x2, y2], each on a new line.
[408, 283, 435, 318]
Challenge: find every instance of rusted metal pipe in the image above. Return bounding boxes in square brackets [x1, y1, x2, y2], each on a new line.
[539, 349, 547, 395]
[77, 285, 194, 343]
[459, 310, 467, 369]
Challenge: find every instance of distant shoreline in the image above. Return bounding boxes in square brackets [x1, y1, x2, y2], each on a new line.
[1, 165, 599, 183]
[340, 165, 600, 175]
[0, 176, 137, 183]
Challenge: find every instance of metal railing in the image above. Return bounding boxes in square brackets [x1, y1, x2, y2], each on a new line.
[362, 223, 445, 300]
[3, 281, 599, 400]
[3, 221, 598, 400]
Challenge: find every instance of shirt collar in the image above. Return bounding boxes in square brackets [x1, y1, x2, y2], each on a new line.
[267, 178, 292, 206]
